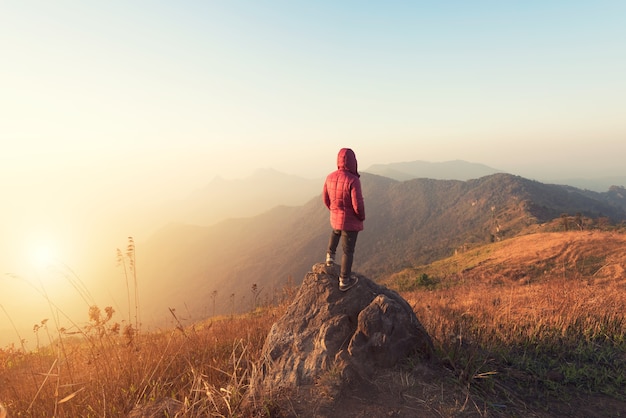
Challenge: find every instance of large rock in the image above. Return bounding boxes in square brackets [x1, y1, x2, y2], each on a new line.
[249, 263, 434, 401]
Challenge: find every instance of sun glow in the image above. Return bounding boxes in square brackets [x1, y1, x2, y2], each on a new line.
[29, 239, 60, 269]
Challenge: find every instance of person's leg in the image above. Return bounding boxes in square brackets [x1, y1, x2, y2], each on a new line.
[326, 229, 341, 265]
[340, 230, 359, 279]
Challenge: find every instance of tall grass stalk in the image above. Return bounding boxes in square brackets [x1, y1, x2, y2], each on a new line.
[116, 236, 140, 335]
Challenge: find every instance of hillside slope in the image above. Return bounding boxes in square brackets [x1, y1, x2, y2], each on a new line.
[386, 230, 626, 287]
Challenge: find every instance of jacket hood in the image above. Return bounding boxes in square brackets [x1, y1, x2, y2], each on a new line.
[337, 148, 359, 177]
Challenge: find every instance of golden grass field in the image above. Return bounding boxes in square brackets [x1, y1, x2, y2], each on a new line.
[1, 230, 625, 417]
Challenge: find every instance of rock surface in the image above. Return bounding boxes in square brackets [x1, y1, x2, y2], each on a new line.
[249, 263, 434, 402]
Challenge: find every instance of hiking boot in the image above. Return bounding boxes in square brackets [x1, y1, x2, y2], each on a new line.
[325, 253, 335, 266]
[339, 275, 359, 291]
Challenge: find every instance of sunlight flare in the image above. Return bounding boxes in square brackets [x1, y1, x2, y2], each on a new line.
[28, 239, 60, 269]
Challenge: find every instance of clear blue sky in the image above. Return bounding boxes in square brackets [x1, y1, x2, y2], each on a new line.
[2, 1, 625, 181]
[1, 2, 625, 342]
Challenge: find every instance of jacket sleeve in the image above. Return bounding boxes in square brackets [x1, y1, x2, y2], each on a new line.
[351, 179, 365, 221]
[322, 181, 331, 209]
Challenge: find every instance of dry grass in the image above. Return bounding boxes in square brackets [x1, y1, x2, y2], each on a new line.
[395, 231, 626, 409]
[0, 306, 285, 417]
[1, 231, 625, 416]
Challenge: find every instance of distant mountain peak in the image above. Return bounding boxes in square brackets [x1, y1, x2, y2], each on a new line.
[251, 167, 283, 176]
[364, 160, 502, 181]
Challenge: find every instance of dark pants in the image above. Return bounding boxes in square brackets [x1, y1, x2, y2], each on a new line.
[327, 229, 359, 279]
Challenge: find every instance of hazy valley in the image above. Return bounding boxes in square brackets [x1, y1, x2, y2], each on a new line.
[130, 161, 626, 328]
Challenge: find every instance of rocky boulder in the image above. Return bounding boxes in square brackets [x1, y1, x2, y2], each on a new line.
[248, 263, 434, 403]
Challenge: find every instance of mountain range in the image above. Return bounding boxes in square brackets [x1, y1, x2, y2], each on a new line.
[364, 160, 626, 192]
[132, 164, 626, 327]
[364, 159, 502, 181]
[162, 160, 626, 229]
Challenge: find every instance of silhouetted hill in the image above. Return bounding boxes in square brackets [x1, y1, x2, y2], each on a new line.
[168, 168, 322, 226]
[549, 176, 626, 192]
[138, 173, 626, 326]
[605, 185, 626, 209]
[364, 159, 502, 181]
[569, 184, 626, 212]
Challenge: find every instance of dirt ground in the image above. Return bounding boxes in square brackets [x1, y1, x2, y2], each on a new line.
[267, 362, 626, 417]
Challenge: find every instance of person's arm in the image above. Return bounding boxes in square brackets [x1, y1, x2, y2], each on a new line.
[351, 179, 365, 221]
[322, 181, 331, 209]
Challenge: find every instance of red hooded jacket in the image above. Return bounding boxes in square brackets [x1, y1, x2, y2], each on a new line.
[323, 148, 365, 231]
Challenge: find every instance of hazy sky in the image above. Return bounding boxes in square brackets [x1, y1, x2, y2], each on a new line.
[1, 1, 625, 346]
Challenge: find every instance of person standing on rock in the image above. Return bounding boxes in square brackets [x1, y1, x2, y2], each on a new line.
[323, 148, 365, 291]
